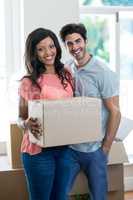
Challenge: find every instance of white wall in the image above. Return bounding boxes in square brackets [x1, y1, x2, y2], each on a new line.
[23, 0, 79, 61]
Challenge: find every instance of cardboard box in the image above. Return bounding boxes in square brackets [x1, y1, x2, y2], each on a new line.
[70, 142, 128, 194]
[116, 116, 133, 140]
[0, 169, 28, 200]
[0, 165, 124, 200]
[70, 142, 128, 200]
[28, 97, 102, 147]
[108, 141, 128, 165]
[7, 124, 23, 169]
[71, 164, 124, 191]
[8, 124, 128, 200]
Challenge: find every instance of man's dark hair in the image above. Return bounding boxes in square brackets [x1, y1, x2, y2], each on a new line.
[60, 23, 87, 42]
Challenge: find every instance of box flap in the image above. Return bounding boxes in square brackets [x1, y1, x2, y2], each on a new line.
[116, 117, 133, 140]
[108, 142, 128, 165]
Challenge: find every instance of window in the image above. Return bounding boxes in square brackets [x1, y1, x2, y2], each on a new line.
[119, 12, 133, 161]
[0, 0, 8, 142]
[0, 0, 24, 143]
[80, 13, 116, 71]
[79, 1, 133, 161]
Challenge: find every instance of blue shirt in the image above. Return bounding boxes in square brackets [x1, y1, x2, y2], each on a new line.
[67, 56, 119, 152]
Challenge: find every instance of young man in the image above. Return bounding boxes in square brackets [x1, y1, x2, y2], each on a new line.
[55, 23, 121, 200]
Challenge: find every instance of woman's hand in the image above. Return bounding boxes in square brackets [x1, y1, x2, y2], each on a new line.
[25, 117, 42, 139]
[18, 96, 42, 139]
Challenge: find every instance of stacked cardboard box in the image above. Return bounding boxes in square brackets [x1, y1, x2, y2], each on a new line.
[6, 97, 128, 200]
[7, 124, 127, 200]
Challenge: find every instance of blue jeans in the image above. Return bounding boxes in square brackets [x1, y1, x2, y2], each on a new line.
[54, 147, 108, 200]
[22, 146, 67, 200]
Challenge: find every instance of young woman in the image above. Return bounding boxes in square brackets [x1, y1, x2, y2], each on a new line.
[18, 28, 73, 200]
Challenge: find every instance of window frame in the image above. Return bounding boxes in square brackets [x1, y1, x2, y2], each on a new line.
[79, 5, 133, 158]
[0, 0, 23, 151]
[80, 6, 133, 72]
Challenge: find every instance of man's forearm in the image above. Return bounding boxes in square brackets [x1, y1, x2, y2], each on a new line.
[102, 108, 121, 153]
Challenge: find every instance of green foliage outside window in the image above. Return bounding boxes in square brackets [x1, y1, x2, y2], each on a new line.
[102, 0, 133, 6]
[81, 16, 109, 62]
[80, 0, 93, 5]
[80, 0, 133, 6]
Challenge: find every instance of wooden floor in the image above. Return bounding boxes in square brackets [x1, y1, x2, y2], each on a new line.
[125, 192, 133, 200]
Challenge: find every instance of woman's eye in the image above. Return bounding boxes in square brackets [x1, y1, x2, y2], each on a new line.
[50, 44, 55, 49]
[37, 48, 43, 52]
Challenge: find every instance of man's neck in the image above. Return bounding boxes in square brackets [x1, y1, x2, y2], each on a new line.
[76, 53, 92, 69]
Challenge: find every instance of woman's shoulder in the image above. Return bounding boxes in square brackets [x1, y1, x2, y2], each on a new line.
[21, 74, 32, 83]
[20, 75, 32, 89]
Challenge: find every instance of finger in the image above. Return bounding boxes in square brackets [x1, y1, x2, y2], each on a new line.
[31, 127, 42, 132]
[31, 130, 42, 139]
[30, 117, 38, 122]
[31, 127, 42, 135]
[30, 120, 41, 127]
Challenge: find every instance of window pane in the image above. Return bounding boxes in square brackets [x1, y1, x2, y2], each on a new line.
[0, 79, 9, 141]
[79, 0, 133, 6]
[80, 13, 116, 71]
[0, 0, 8, 141]
[120, 12, 133, 80]
[0, 0, 5, 69]
[119, 12, 133, 160]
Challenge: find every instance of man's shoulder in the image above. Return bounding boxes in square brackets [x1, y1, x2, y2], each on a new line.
[93, 57, 116, 76]
[93, 57, 108, 70]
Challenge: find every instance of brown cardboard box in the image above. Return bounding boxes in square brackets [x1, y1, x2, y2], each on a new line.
[108, 141, 128, 165]
[8, 124, 128, 200]
[28, 97, 102, 147]
[70, 164, 124, 200]
[0, 165, 124, 200]
[69, 142, 127, 200]
[7, 124, 23, 169]
[0, 169, 28, 200]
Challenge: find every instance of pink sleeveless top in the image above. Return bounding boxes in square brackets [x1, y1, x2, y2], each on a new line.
[19, 73, 73, 155]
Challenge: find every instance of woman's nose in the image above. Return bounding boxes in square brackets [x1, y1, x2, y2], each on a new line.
[44, 48, 51, 56]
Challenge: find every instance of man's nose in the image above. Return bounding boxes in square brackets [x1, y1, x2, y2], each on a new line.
[72, 42, 78, 50]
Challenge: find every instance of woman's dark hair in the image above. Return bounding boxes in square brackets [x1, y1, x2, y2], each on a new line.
[60, 23, 87, 42]
[24, 27, 73, 90]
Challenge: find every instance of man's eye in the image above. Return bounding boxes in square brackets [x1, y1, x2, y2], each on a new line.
[76, 39, 81, 44]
